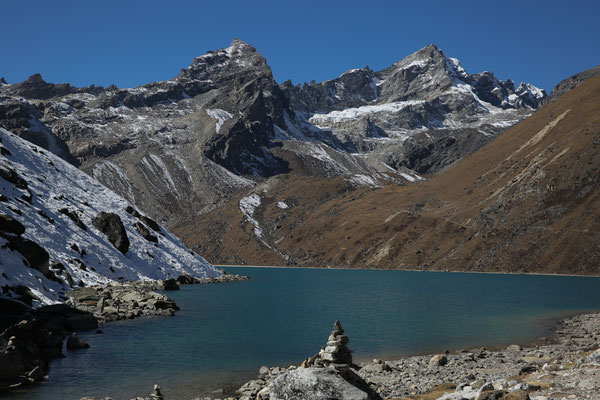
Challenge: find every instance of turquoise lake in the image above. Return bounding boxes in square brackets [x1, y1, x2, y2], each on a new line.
[6, 267, 600, 400]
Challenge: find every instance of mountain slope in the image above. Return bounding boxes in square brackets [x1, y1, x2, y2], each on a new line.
[178, 70, 600, 274]
[0, 128, 220, 305]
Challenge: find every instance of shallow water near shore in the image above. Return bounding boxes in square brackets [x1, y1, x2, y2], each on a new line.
[6, 267, 600, 400]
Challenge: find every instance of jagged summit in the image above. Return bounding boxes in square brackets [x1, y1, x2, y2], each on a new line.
[24, 73, 44, 83]
[183, 38, 267, 76]
[229, 37, 255, 50]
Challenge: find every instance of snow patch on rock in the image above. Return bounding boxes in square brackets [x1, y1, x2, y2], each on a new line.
[206, 109, 233, 133]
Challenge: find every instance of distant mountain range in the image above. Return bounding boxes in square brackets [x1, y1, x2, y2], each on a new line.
[0, 40, 545, 228]
[179, 66, 600, 274]
[4, 39, 597, 276]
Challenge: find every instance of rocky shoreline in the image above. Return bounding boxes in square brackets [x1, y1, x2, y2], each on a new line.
[229, 312, 600, 400]
[66, 272, 249, 323]
[0, 271, 249, 391]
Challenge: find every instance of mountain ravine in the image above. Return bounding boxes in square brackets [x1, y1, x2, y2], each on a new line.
[0, 39, 545, 233]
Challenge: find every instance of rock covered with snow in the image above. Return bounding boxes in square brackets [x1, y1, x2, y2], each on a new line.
[0, 128, 221, 305]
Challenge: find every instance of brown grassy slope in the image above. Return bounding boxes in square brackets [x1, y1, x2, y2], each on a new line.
[174, 73, 600, 274]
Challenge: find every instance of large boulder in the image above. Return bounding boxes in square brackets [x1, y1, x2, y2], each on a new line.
[269, 367, 382, 400]
[0, 213, 25, 235]
[176, 273, 196, 284]
[92, 212, 130, 254]
[16, 238, 49, 274]
[66, 334, 89, 350]
[134, 221, 158, 242]
[1, 234, 50, 275]
[0, 165, 28, 189]
[161, 278, 180, 291]
[429, 354, 448, 369]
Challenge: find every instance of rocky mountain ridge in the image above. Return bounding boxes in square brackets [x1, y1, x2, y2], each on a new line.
[0, 40, 545, 228]
[177, 69, 600, 274]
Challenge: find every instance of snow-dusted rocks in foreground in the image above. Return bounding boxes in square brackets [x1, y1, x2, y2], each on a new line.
[0, 128, 221, 305]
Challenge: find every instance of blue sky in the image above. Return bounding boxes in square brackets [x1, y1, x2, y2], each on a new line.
[1, 1, 598, 92]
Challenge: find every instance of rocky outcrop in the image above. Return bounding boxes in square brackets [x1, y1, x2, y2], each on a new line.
[2, 73, 103, 100]
[0, 272, 249, 392]
[541, 64, 600, 106]
[66, 273, 248, 323]
[0, 213, 25, 235]
[0, 213, 50, 276]
[92, 212, 130, 254]
[66, 333, 89, 350]
[0, 301, 98, 390]
[67, 283, 178, 322]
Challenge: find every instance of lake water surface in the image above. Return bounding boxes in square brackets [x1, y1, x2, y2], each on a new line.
[6, 267, 600, 400]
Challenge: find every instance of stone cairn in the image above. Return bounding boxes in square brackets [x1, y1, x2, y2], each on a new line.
[302, 320, 353, 370]
[150, 384, 165, 400]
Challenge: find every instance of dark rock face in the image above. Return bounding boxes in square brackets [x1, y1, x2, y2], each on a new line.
[0, 165, 28, 189]
[0, 213, 25, 235]
[161, 278, 180, 291]
[0, 302, 97, 386]
[134, 221, 157, 242]
[14, 238, 50, 274]
[282, 66, 379, 113]
[66, 334, 89, 350]
[0, 233, 50, 275]
[92, 212, 130, 254]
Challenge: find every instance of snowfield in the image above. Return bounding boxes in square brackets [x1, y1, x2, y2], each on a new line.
[309, 100, 425, 124]
[206, 108, 234, 133]
[0, 128, 221, 305]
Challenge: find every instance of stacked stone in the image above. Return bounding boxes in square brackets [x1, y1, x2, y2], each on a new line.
[318, 320, 353, 367]
[150, 384, 165, 400]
